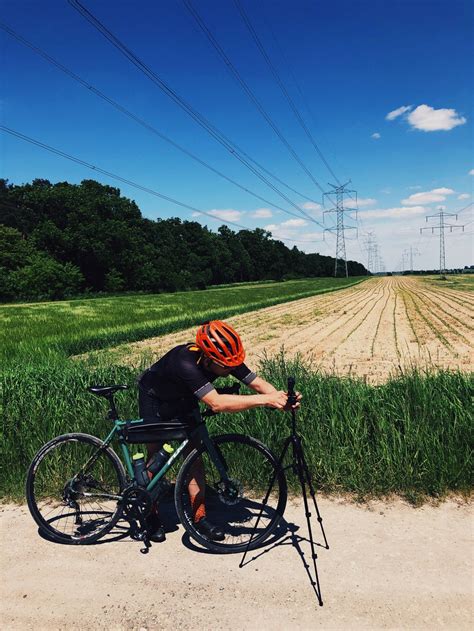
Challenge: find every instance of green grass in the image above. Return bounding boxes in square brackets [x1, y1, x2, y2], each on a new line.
[422, 274, 474, 292]
[1, 354, 472, 501]
[1, 276, 471, 503]
[0, 277, 365, 362]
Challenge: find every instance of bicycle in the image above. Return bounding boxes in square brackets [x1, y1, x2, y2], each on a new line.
[26, 383, 287, 554]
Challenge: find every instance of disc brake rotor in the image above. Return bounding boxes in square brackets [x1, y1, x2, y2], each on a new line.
[216, 478, 243, 506]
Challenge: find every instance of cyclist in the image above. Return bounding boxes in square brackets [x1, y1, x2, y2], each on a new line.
[138, 319, 301, 543]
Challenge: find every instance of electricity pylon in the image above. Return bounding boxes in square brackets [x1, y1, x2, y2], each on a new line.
[420, 207, 464, 276]
[364, 231, 376, 274]
[323, 181, 357, 277]
[403, 246, 420, 273]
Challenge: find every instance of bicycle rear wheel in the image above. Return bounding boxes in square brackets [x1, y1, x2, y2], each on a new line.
[174, 433, 287, 553]
[26, 433, 127, 544]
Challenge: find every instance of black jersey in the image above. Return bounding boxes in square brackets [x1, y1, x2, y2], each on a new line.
[138, 343, 256, 418]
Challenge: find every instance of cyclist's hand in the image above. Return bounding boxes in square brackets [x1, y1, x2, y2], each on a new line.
[264, 391, 292, 410]
[283, 391, 302, 411]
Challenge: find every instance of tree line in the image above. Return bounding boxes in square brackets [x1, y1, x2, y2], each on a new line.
[0, 178, 367, 301]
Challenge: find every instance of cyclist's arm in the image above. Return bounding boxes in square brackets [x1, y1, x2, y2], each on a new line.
[245, 376, 301, 411]
[201, 388, 288, 413]
[245, 375, 278, 395]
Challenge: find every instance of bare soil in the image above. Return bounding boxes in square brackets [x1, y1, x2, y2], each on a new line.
[1, 497, 472, 630]
[108, 277, 473, 382]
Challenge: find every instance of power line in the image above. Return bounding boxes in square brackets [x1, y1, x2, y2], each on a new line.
[0, 22, 323, 226]
[67, 0, 327, 230]
[182, 0, 326, 194]
[262, 2, 352, 183]
[0, 125, 327, 246]
[233, 0, 341, 185]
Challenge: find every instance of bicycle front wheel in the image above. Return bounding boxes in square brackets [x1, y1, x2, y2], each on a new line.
[26, 433, 127, 544]
[175, 433, 287, 553]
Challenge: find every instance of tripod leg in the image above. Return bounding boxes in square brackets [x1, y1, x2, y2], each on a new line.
[239, 437, 291, 568]
[294, 439, 323, 606]
[299, 446, 329, 550]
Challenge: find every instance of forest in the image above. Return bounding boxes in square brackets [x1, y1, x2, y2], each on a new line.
[0, 178, 367, 301]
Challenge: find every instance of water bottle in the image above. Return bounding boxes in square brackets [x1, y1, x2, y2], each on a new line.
[132, 452, 148, 487]
[147, 444, 174, 475]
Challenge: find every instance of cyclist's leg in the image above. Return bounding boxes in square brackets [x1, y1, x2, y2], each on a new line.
[182, 438, 206, 522]
[138, 389, 164, 523]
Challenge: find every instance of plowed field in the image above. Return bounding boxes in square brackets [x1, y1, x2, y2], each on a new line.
[118, 276, 473, 382]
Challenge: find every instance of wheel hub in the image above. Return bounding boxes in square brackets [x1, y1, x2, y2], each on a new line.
[216, 478, 243, 505]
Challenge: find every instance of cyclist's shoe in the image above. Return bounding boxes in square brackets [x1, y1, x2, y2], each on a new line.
[195, 517, 225, 541]
[145, 514, 166, 543]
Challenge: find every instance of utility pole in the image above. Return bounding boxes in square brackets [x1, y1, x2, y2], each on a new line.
[373, 244, 379, 274]
[323, 181, 357, 277]
[403, 246, 420, 273]
[363, 231, 376, 274]
[420, 207, 464, 276]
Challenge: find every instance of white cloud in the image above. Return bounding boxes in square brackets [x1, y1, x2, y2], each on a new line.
[407, 104, 467, 131]
[303, 232, 323, 239]
[386, 105, 412, 121]
[281, 218, 307, 228]
[251, 207, 272, 218]
[345, 197, 377, 208]
[371, 132, 381, 139]
[359, 206, 427, 220]
[402, 187, 454, 205]
[301, 201, 322, 212]
[205, 209, 244, 222]
[458, 193, 470, 200]
[469, 169, 474, 176]
[264, 224, 278, 231]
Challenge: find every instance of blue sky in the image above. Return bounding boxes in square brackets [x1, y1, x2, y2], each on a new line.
[1, 0, 473, 270]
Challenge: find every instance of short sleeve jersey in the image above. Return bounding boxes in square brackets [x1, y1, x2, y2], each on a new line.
[138, 344, 256, 411]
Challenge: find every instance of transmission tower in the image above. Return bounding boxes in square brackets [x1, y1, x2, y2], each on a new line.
[403, 246, 420, 273]
[323, 181, 357, 277]
[363, 231, 376, 274]
[420, 207, 464, 276]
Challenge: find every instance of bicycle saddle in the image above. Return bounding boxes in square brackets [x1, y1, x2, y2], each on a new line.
[88, 385, 129, 397]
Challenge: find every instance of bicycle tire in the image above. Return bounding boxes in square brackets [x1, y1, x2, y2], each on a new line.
[26, 433, 127, 545]
[174, 433, 287, 553]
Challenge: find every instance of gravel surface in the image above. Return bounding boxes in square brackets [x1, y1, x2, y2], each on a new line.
[1, 497, 472, 630]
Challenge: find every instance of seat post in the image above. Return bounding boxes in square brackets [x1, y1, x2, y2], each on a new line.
[106, 395, 119, 420]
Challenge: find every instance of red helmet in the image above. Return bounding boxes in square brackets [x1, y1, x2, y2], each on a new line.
[196, 320, 245, 367]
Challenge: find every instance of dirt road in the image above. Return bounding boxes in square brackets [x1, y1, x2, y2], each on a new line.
[1, 497, 472, 630]
[112, 276, 473, 382]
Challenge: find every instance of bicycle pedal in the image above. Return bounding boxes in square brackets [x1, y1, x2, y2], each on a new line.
[140, 536, 152, 554]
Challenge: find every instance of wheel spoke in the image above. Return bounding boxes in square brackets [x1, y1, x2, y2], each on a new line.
[27, 435, 124, 543]
[176, 436, 286, 552]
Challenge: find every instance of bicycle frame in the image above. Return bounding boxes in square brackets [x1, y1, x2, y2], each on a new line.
[96, 416, 229, 498]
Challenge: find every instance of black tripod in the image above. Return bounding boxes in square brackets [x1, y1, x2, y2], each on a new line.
[239, 377, 329, 606]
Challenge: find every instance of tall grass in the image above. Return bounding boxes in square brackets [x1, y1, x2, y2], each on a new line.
[1, 354, 471, 501]
[0, 277, 364, 362]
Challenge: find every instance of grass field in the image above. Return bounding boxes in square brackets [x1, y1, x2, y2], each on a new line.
[0, 277, 364, 361]
[422, 273, 474, 292]
[1, 354, 471, 502]
[1, 275, 472, 502]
